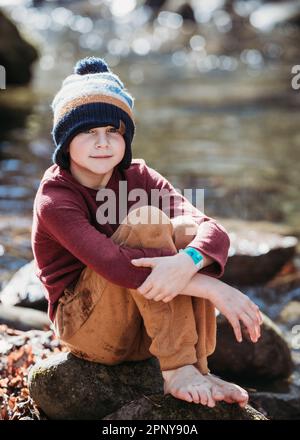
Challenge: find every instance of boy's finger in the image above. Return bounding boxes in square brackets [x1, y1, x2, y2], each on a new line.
[240, 312, 258, 342]
[131, 258, 153, 267]
[251, 303, 263, 325]
[231, 318, 242, 342]
[137, 281, 153, 295]
[144, 289, 156, 299]
[162, 296, 173, 302]
[154, 294, 166, 301]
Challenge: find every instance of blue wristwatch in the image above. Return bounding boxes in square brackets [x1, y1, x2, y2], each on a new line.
[179, 247, 204, 270]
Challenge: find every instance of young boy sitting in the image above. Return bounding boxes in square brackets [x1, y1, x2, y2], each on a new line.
[31, 56, 263, 409]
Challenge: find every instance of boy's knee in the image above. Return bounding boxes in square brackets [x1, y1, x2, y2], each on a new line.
[171, 215, 199, 249]
[125, 205, 171, 228]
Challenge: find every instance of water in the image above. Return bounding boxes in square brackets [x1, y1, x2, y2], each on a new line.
[0, 0, 300, 287]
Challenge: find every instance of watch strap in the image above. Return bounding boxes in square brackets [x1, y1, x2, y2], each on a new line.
[179, 247, 204, 270]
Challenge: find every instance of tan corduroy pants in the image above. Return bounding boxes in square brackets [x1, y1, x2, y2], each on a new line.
[53, 205, 216, 373]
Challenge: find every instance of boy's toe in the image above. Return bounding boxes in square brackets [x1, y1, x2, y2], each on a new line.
[211, 386, 225, 401]
[206, 393, 216, 408]
[188, 387, 200, 404]
[199, 390, 209, 406]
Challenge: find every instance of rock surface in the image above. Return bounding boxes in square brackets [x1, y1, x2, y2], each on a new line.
[249, 380, 300, 420]
[28, 351, 267, 420]
[0, 260, 47, 312]
[0, 10, 38, 85]
[0, 304, 50, 331]
[219, 218, 298, 285]
[103, 394, 267, 420]
[208, 312, 293, 381]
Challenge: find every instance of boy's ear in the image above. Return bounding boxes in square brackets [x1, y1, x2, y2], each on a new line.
[119, 120, 126, 136]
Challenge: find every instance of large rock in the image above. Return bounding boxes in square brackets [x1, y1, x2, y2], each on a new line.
[0, 260, 47, 312]
[249, 383, 300, 420]
[0, 9, 38, 85]
[219, 218, 298, 285]
[103, 395, 267, 420]
[208, 312, 293, 381]
[28, 352, 164, 420]
[28, 351, 267, 420]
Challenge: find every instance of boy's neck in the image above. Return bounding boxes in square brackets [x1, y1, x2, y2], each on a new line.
[69, 161, 114, 190]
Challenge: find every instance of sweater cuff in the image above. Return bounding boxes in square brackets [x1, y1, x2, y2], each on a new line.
[187, 221, 230, 278]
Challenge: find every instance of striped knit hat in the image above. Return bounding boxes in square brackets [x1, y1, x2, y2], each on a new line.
[51, 56, 135, 170]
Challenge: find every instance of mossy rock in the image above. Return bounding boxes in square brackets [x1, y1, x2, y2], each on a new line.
[28, 351, 268, 420]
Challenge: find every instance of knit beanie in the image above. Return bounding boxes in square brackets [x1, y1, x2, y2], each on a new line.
[51, 56, 135, 171]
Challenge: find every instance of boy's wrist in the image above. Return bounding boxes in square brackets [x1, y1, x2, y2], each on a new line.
[176, 251, 200, 274]
[191, 272, 223, 301]
[178, 246, 204, 271]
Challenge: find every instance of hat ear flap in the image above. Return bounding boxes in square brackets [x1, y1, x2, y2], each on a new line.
[117, 135, 132, 170]
[53, 144, 70, 169]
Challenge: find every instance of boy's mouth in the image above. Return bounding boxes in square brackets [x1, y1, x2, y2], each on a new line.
[90, 155, 112, 159]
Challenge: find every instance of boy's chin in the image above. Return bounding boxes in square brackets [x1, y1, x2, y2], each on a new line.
[71, 159, 115, 174]
[88, 164, 115, 175]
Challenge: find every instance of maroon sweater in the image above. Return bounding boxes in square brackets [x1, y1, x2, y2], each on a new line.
[31, 158, 230, 323]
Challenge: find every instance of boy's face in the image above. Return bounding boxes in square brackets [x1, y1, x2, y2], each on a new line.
[68, 125, 126, 175]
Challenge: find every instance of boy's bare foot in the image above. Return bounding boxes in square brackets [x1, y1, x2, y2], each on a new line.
[162, 365, 225, 407]
[206, 373, 249, 408]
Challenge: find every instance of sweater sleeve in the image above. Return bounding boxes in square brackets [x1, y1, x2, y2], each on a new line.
[143, 161, 230, 278]
[38, 181, 177, 289]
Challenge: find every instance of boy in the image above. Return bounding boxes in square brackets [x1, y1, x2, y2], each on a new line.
[31, 57, 263, 409]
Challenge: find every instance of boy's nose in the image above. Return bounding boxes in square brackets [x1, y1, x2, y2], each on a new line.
[95, 132, 109, 146]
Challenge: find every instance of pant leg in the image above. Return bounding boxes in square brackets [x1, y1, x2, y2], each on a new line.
[54, 205, 216, 373]
[168, 215, 217, 372]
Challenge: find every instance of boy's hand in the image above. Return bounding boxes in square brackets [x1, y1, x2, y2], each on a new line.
[131, 252, 199, 302]
[207, 283, 263, 343]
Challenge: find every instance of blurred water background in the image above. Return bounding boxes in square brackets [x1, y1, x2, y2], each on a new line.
[0, 0, 300, 287]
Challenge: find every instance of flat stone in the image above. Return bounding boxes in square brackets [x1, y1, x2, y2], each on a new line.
[0, 304, 50, 331]
[0, 260, 47, 312]
[218, 218, 298, 285]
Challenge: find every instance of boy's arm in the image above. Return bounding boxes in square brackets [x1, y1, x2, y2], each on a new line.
[143, 162, 230, 278]
[186, 219, 230, 278]
[179, 271, 262, 344]
[37, 184, 177, 290]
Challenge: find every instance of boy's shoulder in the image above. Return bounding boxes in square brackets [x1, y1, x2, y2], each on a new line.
[130, 158, 146, 168]
[39, 163, 68, 186]
[128, 158, 157, 175]
[35, 164, 83, 207]
[126, 158, 148, 178]
[129, 158, 163, 178]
